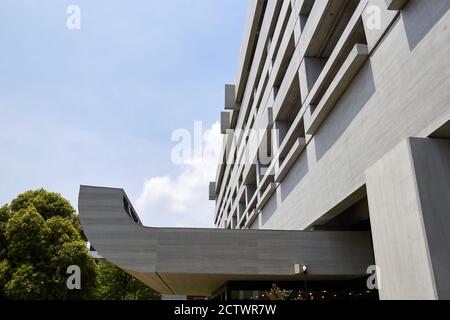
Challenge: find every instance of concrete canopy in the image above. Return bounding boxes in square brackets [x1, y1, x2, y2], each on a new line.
[78, 186, 374, 296]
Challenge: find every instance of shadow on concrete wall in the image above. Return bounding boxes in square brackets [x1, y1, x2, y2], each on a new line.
[260, 189, 277, 227]
[279, 152, 309, 203]
[314, 61, 376, 162]
[402, 0, 450, 51]
[259, 153, 310, 228]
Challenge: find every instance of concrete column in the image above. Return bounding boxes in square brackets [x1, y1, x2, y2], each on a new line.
[366, 138, 450, 300]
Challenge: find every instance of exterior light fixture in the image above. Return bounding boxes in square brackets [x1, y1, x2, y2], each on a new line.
[294, 264, 308, 274]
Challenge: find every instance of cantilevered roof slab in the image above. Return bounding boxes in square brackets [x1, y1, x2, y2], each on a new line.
[79, 186, 374, 296]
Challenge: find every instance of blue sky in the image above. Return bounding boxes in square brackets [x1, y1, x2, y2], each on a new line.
[0, 0, 248, 227]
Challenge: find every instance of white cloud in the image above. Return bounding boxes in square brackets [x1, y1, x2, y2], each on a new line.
[136, 122, 221, 227]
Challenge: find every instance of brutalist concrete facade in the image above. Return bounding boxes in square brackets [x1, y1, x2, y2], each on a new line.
[211, 0, 450, 299]
[79, 0, 450, 300]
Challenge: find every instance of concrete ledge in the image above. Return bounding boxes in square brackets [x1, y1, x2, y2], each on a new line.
[225, 84, 240, 111]
[305, 43, 369, 135]
[268, 0, 292, 61]
[209, 182, 217, 201]
[236, 0, 279, 128]
[235, 0, 266, 103]
[246, 185, 258, 213]
[220, 0, 300, 204]
[245, 208, 258, 229]
[257, 182, 277, 212]
[275, 137, 307, 183]
[271, 48, 301, 121]
[303, 0, 367, 108]
[221, 111, 231, 134]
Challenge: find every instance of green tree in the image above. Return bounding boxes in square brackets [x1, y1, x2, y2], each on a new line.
[0, 205, 11, 261]
[95, 260, 161, 300]
[0, 188, 161, 300]
[3, 264, 47, 300]
[10, 189, 74, 220]
[0, 189, 97, 299]
[5, 207, 49, 264]
[0, 260, 12, 299]
[9, 189, 85, 239]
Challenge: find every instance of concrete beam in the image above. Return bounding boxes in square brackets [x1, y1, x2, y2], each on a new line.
[224, 84, 240, 111]
[79, 186, 375, 296]
[235, 0, 267, 103]
[366, 138, 450, 300]
[209, 182, 217, 201]
[221, 111, 231, 134]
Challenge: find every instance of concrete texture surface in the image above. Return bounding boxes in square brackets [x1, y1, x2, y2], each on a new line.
[366, 138, 450, 300]
[79, 186, 374, 296]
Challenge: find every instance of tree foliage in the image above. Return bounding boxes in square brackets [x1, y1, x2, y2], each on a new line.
[0, 188, 160, 300]
[3, 264, 47, 300]
[10, 189, 74, 220]
[5, 207, 48, 264]
[0, 190, 97, 299]
[95, 260, 161, 300]
[8, 189, 85, 239]
[0, 205, 11, 261]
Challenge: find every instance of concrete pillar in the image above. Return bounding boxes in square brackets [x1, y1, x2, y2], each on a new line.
[366, 138, 450, 300]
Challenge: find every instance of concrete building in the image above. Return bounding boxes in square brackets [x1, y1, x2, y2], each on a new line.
[79, 0, 450, 300]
